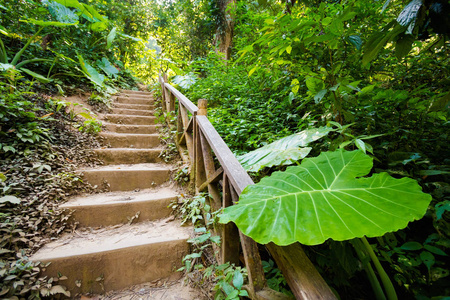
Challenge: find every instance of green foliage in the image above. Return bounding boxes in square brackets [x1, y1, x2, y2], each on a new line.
[172, 73, 197, 89]
[220, 150, 432, 246]
[0, 83, 51, 153]
[169, 194, 207, 226]
[363, 0, 450, 64]
[262, 259, 294, 297]
[238, 126, 333, 172]
[0, 84, 101, 298]
[163, 2, 448, 296]
[171, 192, 248, 299]
[0, 0, 152, 90]
[96, 57, 119, 78]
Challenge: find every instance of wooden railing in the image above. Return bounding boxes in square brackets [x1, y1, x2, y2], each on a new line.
[158, 74, 336, 300]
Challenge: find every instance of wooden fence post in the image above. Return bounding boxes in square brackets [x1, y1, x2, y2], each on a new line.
[159, 73, 167, 114]
[163, 73, 170, 112]
[167, 92, 176, 122]
[198, 99, 207, 116]
[221, 175, 241, 265]
[169, 91, 175, 112]
[195, 99, 208, 193]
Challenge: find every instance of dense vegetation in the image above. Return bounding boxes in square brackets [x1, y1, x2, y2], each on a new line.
[1, 0, 449, 299]
[153, 0, 449, 299]
[0, 0, 155, 297]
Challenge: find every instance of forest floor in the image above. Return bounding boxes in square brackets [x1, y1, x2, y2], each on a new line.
[79, 280, 201, 300]
[1, 89, 207, 300]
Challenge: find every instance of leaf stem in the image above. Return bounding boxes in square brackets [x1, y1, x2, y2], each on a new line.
[0, 37, 7, 63]
[11, 27, 44, 66]
[361, 236, 398, 300]
[352, 239, 386, 300]
[15, 58, 52, 69]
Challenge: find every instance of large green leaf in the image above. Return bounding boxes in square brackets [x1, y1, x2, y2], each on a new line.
[238, 126, 333, 172]
[0, 63, 14, 71]
[96, 57, 118, 78]
[20, 19, 78, 27]
[362, 22, 405, 65]
[43, 0, 79, 23]
[0, 25, 8, 36]
[172, 72, 197, 89]
[118, 33, 142, 42]
[90, 21, 108, 32]
[20, 68, 53, 83]
[397, 0, 422, 28]
[78, 54, 104, 86]
[220, 150, 432, 246]
[82, 3, 107, 22]
[347, 35, 362, 51]
[107, 27, 117, 49]
[52, 0, 84, 11]
[395, 34, 415, 59]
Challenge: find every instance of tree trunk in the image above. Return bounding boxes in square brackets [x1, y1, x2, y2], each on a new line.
[215, 0, 236, 60]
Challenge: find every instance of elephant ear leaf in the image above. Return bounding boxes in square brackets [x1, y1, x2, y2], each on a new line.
[43, 0, 79, 23]
[237, 126, 333, 172]
[220, 149, 432, 246]
[78, 54, 104, 87]
[96, 57, 119, 78]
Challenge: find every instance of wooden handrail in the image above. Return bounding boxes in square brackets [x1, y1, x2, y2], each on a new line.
[158, 73, 336, 300]
[196, 115, 253, 195]
[164, 83, 198, 114]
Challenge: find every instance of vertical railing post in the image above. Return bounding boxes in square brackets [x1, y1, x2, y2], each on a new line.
[195, 99, 208, 193]
[163, 73, 170, 113]
[159, 73, 167, 114]
[166, 92, 175, 123]
[221, 174, 241, 265]
[176, 102, 183, 146]
[169, 92, 175, 113]
[197, 99, 207, 116]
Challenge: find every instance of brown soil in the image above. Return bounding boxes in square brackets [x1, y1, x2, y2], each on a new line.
[78, 280, 204, 300]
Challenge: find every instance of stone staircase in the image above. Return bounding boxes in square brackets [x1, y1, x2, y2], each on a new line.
[31, 90, 190, 296]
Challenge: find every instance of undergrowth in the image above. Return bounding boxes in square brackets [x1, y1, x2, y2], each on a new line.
[0, 82, 103, 298]
[170, 194, 249, 300]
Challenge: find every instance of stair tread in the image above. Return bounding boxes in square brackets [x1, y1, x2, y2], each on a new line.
[112, 103, 153, 107]
[81, 163, 172, 172]
[95, 147, 163, 151]
[112, 108, 153, 112]
[31, 219, 190, 260]
[103, 124, 157, 133]
[61, 187, 177, 207]
[103, 113, 155, 118]
[118, 95, 153, 99]
[102, 121, 157, 126]
[99, 132, 159, 137]
[121, 89, 152, 94]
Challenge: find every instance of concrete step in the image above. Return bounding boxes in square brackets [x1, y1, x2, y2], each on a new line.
[61, 188, 177, 227]
[116, 97, 153, 105]
[112, 102, 154, 110]
[103, 114, 156, 125]
[99, 132, 159, 148]
[94, 148, 162, 165]
[81, 163, 171, 191]
[103, 123, 157, 134]
[30, 219, 190, 294]
[119, 94, 153, 100]
[121, 89, 152, 96]
[111, 107, 154, 116]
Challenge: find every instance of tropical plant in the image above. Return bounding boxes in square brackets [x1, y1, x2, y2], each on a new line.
[220, 149, 433, 299]
[238, 126, 333, 172]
